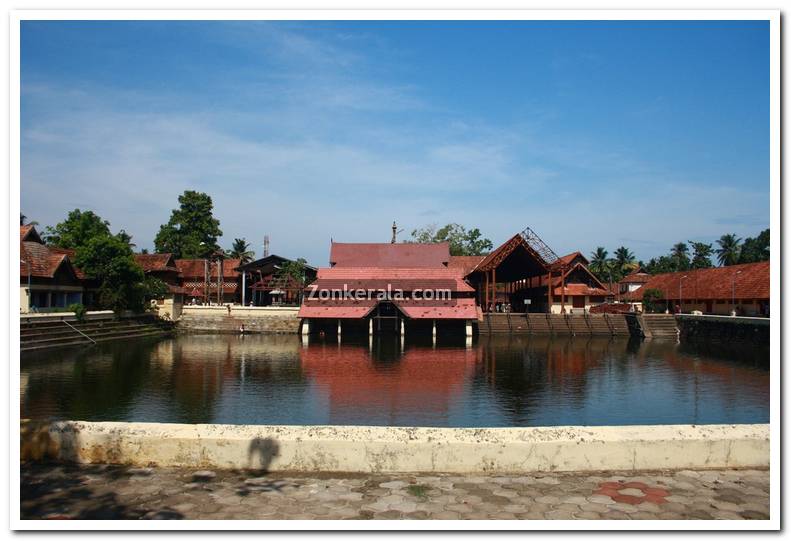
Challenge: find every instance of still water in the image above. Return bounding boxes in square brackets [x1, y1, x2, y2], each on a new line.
[20, 334, 769, 427]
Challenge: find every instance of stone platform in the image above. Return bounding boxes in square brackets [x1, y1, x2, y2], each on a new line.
[20, 463, 769, 521]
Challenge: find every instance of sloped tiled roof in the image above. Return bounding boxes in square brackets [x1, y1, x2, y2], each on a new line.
[135, 253, 178, 273]
[620, 269, 652, 284]
[175, 258, 241, 279]
[312, 266, 475, 292]
[447, 255, 486, 275]
[20, 224, 42, 243]
[555, 251, 589, 267]
[623, 261, 769, 302]
[20, 241, 71, 279]
[329, 242, 450, 268]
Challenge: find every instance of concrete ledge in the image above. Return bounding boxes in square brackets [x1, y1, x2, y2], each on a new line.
[20, 421, 769, 474]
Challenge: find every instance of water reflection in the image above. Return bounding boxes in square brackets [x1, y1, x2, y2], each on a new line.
[20, 334, 769, 427]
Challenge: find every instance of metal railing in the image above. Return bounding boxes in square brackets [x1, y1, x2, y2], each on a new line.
[63, 320, 97, 344]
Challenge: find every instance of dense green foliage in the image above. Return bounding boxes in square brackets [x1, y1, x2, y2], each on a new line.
[642, 288, 665, 313]
[67, 303, 87, 322]
[154, 191, 223, 259]
[738, 229, 769, 264]
[277, 258, 309, 285]
[73, 234, 146, 312]
[44, 209, 112, 249]
[408, 223, 493, 256]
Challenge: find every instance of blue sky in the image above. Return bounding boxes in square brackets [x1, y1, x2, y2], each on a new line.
[20, 20, 769, 265]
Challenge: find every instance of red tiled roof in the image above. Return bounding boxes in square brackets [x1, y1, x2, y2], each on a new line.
[48, 247, 88, 279]
[620, 270, 651, 284]
[298, 298, 377, 319]
[447, 255, 486, 275]
[20, 225, 42, 243]
[555, 251, 589, 267]
[311, 266, 474, 292]
[329, 242, 450, 268]
[135, 253, 178, 273]
[394, 298, 478, 319]
[20, 241, 71, 279]
[552, 284, 610, 297]
[175, 258, 241, 279]
[623, 262, 769, 302]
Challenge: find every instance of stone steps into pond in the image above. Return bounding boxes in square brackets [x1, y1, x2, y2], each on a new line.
[637, 314, 679, 339]
[480, 313, 632, 337]
[20, 316, 174, 352]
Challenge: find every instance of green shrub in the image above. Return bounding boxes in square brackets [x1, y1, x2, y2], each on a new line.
[642, 288, 665, 314]
[67, 303, 87, 322]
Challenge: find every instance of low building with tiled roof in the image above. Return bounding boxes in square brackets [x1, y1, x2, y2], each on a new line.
[623, 261, 769, 316]
[20, 225, 87, 312]
[300, 241, 479, 337]
[134, 253, 185, 318]
[176, 257, 242, 305]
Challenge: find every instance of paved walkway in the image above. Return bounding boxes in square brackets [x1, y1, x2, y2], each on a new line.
[20, 463, 769, 520]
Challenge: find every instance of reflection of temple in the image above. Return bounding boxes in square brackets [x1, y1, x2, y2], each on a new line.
[298, 341, 477, 425]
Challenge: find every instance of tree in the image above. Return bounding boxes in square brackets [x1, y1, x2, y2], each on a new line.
[277, 258, 309, 285]
[738, 229, 769, 263]
[154, 191, 223, 259]
[689, 241, 714, 269]
[642, 288, 665, 314]
[613, 246, 637, 276]
[716, 234, 742, 266]
[670, 242, 690, 271]
[20, 213, 38, 227]
[227, 238, 255, 264]
[73, 235, 146, 312]
[589, 247, 611, 282]
[644, 255, 677, 275]
[116, 229, 136, 248]
[44, 209, 111, 249]
[408, 223, 493, 256]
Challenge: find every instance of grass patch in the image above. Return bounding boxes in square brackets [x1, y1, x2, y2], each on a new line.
[407, 484, 429, 500]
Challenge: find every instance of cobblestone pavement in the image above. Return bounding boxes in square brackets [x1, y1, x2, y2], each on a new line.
[20, 462, 769, 521]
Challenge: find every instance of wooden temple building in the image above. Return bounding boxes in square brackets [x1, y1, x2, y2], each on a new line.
[298, 227, 611, 337]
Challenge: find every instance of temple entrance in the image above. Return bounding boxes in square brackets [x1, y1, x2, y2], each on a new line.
[370, 301, 403, 334]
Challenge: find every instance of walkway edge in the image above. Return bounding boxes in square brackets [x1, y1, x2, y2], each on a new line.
[20, 420, 769, 474]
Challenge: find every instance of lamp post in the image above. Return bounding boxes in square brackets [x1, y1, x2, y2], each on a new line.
[731, 270, 743, 316]
[679, 275, 688, 314]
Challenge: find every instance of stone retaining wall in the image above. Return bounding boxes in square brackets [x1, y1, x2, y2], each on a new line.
[20, 420, 769, 474]
[177, 306, 300, 334]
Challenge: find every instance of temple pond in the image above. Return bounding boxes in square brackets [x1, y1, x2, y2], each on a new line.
[20, 334, 769, 427]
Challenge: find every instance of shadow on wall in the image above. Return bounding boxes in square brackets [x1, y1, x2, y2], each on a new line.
[21, 420, 81, 463]
[248, 437, 280, 472]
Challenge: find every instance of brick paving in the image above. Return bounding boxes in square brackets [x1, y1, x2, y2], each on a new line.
[20, 462, 769, 521]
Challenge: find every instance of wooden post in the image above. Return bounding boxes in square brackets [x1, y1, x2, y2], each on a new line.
[492, 268, 497, 310]
[547, 270, 553, 313]
[484, 271, 489, 311]
[561, 266, 566, 314]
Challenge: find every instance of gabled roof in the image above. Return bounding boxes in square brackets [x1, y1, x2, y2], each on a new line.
[20, 241, 77, 280]
[556, 251, 589, 268]
[134, 253, 179, 273]
[473, 234, 551, 274]
[48, 247, 87, 279]
[20, 225, 43, 243]
[235, 254, 318, 275]
[623, 261, 769, 302]
[329, 242, 450, 268]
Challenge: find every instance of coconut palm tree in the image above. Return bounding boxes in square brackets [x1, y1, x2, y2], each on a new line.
[716, 234, 742, 266]
[689, 241, 714, 269]
[227, 238, 255, 264]
[613, 246, 638, 275]
[589, 247, 611, 282]
[670, 242, 690, 271]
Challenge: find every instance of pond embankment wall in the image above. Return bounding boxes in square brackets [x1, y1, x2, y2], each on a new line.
[21, 420, 769, 474]
[176, 306, 301, 334]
